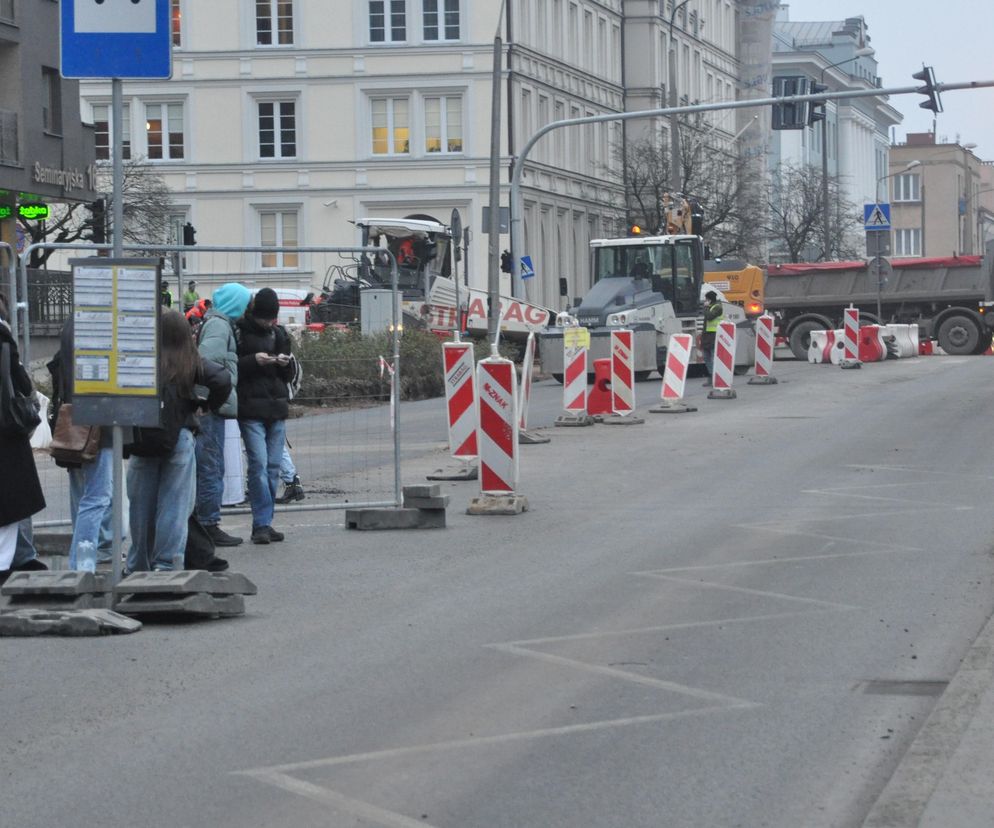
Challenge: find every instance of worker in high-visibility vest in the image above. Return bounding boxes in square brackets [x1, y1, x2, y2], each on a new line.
[700, 290, 723, 386]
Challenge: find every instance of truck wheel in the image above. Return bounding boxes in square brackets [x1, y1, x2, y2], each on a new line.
[634, 370, 653, 382]
[552, 373, 564, 384]
[788, 321, 822, 361]
[972, 330, 993, 355]
[936, 314, 980, 355]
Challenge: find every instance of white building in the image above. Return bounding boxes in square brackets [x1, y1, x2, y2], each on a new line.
[78, 1, 754, 308]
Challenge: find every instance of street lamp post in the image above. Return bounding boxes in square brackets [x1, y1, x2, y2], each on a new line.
[874, 159, 921, 320]
[819, 48, 874, 260]
[667, 0, 692, 194]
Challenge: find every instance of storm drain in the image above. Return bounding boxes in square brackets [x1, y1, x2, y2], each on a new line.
[855, 680, 948, 697]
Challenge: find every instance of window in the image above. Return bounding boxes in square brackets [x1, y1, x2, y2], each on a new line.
[145, 102, 184, 160]
[423, 0, 459, 41]
[259, 101, 297, 158]
[894, 173, 921, 202]
[257, 0, 293, 46]
[424, 96, 462, 153]
[894, 228, 921, 256]
[42, 67, 62, 135]
[371, 97, 409, 155]
[260, 210, 299, 269]
[370, 0, 406, 42]
[172, 0, 182, 47]
[92, 103, 131, 161]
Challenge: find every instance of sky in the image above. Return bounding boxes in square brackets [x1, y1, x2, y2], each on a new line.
[779, 0, 994, 159]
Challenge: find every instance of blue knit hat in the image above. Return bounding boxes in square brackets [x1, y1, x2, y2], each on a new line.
[212, 283, 251, 319]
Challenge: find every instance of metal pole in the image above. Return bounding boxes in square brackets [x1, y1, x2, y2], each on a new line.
[110, 78, 125, 585]
[486, 1, 506, 353]
[821, 116, 830, 259]
[668, 1, 691, 194]
[4, 243, 16, 342]
[390, 253, 401, 507]
[962, 150, 973, 255]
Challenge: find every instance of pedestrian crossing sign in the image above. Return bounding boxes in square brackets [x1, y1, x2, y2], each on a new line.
[520, 255, 535, 280]
[863, 203, 891, 231]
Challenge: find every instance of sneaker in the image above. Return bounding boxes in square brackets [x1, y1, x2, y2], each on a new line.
[206, 524, 243, 547]
[275, 476, 305, 504]
[267, 527, 285, 542]
[205, 556, 230, 572]
[251, 527, 271, 545]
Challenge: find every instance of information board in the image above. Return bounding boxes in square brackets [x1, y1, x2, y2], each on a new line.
[70, 258, 162, 427]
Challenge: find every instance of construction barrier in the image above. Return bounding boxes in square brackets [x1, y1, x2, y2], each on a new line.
[518, 332, 535, 430]
[880, 324, 919, 358]
[841, 307, 860, 368]
[749, 314, 777, 384]
[857, 325, 887, 362]
[476, 357, 519, 495]
[442, 341, 478, 459]
[562, 328, 589, 414]
[808, 329, 836, 364]
[610, 329, 636, 415]
[708, 320, 737, 399]
[650, 333, 696, 413]
[587, 358, 613, 416]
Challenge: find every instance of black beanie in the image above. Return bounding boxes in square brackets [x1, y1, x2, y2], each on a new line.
[253, 287, 280, 320]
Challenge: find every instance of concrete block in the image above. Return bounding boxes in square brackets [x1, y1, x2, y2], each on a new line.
[601, 414, 645, 425]
[346, 508, 445, 530]
[416, 509, 447, 529]
[115, 593, 245, 618]
[3, 571, 100, 595]
[649, 401, 697, 414]
[402, 484, 441, 499]
[707, 388, 737, 399]
[747, 375, 778, 385]
[554, 413, 594, 427]
[518, 429, 551, 444]
[403, 494, 450, 510]
[466, 494, 529, 515]
[0, 608, 142, 636]
[31, 532, 73, 556]
[114, 571, 257, 596]
[426, 463, 478, 482]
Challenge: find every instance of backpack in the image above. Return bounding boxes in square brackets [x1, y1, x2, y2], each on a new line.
[127, 385, 186, 458]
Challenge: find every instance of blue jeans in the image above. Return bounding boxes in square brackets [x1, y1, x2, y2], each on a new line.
[126, 428, 196, 572]
[69, 461, 117, 563]
[195, 412, 226, 527]
[67, 446, 113, 570]
[240, 419, 286, 531]
[13, 518, 38, 568]
[280, 442, 296, 484]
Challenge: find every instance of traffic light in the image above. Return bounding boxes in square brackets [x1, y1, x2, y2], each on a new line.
[183, 222, 197, 246]
[500, 250, 512, 273]
[84, 198, 106, 244]
[808, 83, 827, 125]
[771, 76, 810, 130]
[912, 65, 943, 114]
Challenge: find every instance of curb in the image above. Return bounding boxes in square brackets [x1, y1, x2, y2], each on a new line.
[862, 607, 994, 826]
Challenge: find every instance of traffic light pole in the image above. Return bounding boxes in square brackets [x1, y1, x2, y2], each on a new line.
[507, 78, 994, 299]
[110, 78, 125, 586]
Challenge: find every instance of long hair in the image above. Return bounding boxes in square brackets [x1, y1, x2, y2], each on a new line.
[160, 309, 199, 396]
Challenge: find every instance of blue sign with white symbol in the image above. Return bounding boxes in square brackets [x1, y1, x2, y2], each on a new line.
[61, 0, 172, 79]
[520, 255, 535, 280]
[863, 202, 891, 231]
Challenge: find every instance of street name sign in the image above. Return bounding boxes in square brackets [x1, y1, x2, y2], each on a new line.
[60, 0, 172, 79]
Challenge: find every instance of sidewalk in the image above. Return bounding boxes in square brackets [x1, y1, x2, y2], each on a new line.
[863, 605, 994, 827]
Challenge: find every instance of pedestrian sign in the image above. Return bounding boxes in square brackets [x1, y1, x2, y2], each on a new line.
[60, 0, 172, 79]
[520, 255, 536, 280]
[863, 203, 891, 231]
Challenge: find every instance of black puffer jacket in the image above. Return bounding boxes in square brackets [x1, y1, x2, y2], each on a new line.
[235, 316, 292, 422]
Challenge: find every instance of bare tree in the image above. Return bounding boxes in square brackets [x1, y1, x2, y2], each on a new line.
[765, 162, 862, 263]
[18, 157, 174, 266]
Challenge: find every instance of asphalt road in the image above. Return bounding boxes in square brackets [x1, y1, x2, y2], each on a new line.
[6, 354, 994, 828]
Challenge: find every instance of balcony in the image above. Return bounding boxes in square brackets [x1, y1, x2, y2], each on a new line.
[0, 108, 17, 165]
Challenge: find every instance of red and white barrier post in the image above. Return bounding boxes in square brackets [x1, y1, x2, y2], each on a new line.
[517, 332, 549, 444]
[707, 320, 737, 399]
[650, 333, 697, 414]
[748, 314, 778, 385]
[555, 327, 594, 427]
[427, 341, 479, 481]
[467, 356, 528, 515]
[840, 306, 861, 369]
[603, 329, 644, 424]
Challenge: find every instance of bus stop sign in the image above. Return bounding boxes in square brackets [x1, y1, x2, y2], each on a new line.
[60, 0, 173, 79]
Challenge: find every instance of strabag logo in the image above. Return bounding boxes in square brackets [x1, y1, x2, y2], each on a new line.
[448, 362, 470, 387]
[483, 382, 508, 410]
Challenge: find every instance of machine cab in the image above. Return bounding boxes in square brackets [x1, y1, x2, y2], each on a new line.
[355, 217, 452, 300]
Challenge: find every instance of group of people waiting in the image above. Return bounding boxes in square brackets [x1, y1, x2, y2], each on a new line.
[0, 282, 305, 583]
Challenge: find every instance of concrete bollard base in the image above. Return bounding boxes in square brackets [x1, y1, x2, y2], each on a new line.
[601, 414, 645, 425]
[518, 429, 551, 444]
[649, 401, 698, 414]
[554, 413, 595, 427]
[466, 494, 529, 515]
[747, 375, 778, 385]
[707, 388, 737, 400]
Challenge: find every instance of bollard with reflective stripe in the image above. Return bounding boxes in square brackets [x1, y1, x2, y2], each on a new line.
[442, 341, 477, 459]
[748, 314, 778, 385]
[563, 330, 588, 414]
[476, 357, 519, 495]
[708, 320, 737, 399]
[840, 306, 861, 369]
[610, 329, 635, 415]
[650, 333, 696, 413]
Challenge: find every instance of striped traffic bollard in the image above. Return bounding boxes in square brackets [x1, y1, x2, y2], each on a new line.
[603, 329, 644, 425]
[555, 327, 594, 427]
[650, 333, 697, 413]
[518, 332, 549, 444]
[428, 341, 479, 482]
[748, 314, 778, 385]
[467, 356, 529, 515]
[708, 319, 737, 399]
[840, 306, 862, 369]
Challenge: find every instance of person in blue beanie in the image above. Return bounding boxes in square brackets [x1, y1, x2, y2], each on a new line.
[194, 282, 251, 546]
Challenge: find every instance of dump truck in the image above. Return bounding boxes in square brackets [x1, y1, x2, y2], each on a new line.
[767, 241, 994, 359]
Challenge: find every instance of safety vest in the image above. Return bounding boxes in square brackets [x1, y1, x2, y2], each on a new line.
[704, 302, 723, 333]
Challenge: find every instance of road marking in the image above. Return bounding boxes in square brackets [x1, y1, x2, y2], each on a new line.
[635, 572, 859, 610]
[637, 548, 929, 574]
[801, 488, 966, 507]
[846, 463, 994, 481]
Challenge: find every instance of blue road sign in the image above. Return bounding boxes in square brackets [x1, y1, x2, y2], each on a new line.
[61, 0, 172, 79]
[863, 203, 891, 231]
[520, 255, 535, 280]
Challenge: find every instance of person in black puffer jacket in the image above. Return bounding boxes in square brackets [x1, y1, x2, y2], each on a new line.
[236, 288, 293, 544]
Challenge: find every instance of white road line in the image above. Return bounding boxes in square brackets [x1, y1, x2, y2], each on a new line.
[737, 516, 940, 541]
[800, 488, 965, 507]
[846, 463, 994, 481]
[635, 548, 928, 574]
[636, 572, 859, 610]
[241, 770, 438, 828]
[235, 704, 757, 776]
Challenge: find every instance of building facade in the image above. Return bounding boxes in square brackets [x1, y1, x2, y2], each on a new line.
[889, 134, 992, 258]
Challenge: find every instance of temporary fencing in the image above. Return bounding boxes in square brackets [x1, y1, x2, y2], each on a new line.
[22, 242, 408, 531]
[709, 320, 737, 399]
[610, 330, 635, 415]
[476, 356, 519, 494]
